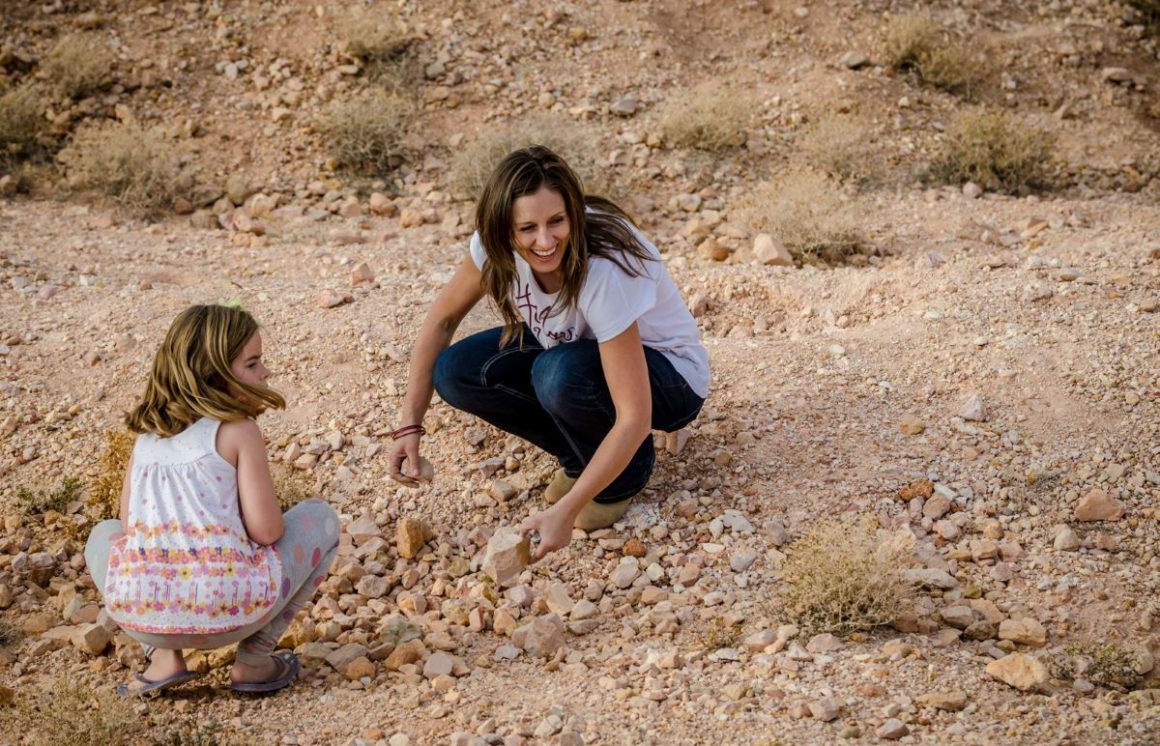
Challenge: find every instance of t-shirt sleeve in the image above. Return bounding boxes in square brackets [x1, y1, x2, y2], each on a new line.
[468, 232, 485, 270]
[581, 259, 657, 342]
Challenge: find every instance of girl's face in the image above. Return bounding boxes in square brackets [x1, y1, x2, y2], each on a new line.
[230, 332, 270, 390]
[512, 187, 570, 293]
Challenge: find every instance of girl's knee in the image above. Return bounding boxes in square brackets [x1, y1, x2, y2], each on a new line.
[294, 498, 340, 544]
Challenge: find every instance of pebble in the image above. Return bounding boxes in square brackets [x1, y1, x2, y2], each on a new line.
[876, 719, 909, 740]
[483, 528, 530, 587]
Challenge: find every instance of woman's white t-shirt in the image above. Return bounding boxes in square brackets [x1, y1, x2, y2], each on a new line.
[468, 227, 710, 398]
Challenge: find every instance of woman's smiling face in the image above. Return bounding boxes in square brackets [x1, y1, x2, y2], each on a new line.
[512, 186, 570, 293]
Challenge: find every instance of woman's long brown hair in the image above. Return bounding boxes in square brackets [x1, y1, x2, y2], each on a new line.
[475, 145, 653, 346]
[125, 305, 285, 437]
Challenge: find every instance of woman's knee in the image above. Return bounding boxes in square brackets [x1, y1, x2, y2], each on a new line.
[530, 342, 602, 413]
[432, 346, 469, 408]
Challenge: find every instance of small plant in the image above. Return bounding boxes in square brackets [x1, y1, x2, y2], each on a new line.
[799, 116, 875, 183]
[448, 115, 612, 201]
[779, 516, 913, 635]
[58, 119, 192, 215]
[883, 13, 986, 98]
[737, 171, 862, 265]
[43, 34, 114, 99]
[1066, 641, 1144, 690]
[12, 476, 84, 516]
[151, 721, 247, 746]
[657, 83, 753, 152]
[4, 678, 144, 746]
[318, 88, 414, 177]
[695, 615, 741, 651]
[0, 84, 45, 168]
[930, 107, 1055, 194]
[0, 618, 17, 647]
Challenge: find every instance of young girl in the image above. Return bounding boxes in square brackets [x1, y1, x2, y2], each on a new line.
[388, 146, 708, 560]
[84, 304, 339, 696]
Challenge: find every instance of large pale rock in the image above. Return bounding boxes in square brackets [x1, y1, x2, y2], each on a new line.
[960, 393, 988, 422]
[423, 651, 455, 678]
[512, 614, 565, 658]
[326, 643, 369, 671]
[903, 568, 957, 589]
[483, 528, 530, 587]
[1074, 489, 1125, 522]
[916, 690, 968, 711]
[753, 233, 793, 267]
[986, 653, 1049, 691]
[70, 623, 110, 655]
[384, 639, 425, 671]
[396, 517, 429, 559]
[998, 618, 1047, 647]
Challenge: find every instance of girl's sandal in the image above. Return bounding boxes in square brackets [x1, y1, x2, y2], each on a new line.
[116, 670, 201, 697]
[230, 650, 300, 694]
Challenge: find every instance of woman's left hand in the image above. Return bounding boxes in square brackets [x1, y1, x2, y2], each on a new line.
[520, 501, 576, 561]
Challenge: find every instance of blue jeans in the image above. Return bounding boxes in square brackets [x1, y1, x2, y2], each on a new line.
[433, 326, 704, 503]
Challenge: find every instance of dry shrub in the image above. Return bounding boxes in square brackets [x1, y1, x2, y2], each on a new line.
[152, 721, 247, 746]
[780, 516, 913, 635]
[1047, 640, 1144, 690]
[335, 7, 416, 92]
[0, 84, 45, 167]
[883, 13, 986, 98]
[87, 429, 133, 521]
[270, 460, 313, 511]
[59, 119, 191, 215]
[737, 171, 862, 265]
[44, 34, 114, 99]
[657, 84, 753, 152]
[799, 116, 875, 183]
[695, 615, 741, 651]
[3, 678, 144, 746]
[319, 88, 414, 177]
[1127, 0, 1160, 23]
[448, 115, 613, 201]
[931, 107, 1055, 194]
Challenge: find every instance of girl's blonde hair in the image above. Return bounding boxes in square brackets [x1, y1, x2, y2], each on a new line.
[126, 305, 285, 436]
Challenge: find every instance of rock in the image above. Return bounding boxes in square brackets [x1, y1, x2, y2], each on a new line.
[326, 643, 369, 671]
[369, 192, 397, 217]
[903, 568, 957, 589]
[1101, 67, 1135, 84]
[753, 233, 793, 266]
[350, 262, 375, 286]
[940, 605, 975, 630]
[424, 651, 455, 678]
[345, 656, 376, 680]
[922, 494, 952, 520]
[611, 95, 637, 116]
[316, 290, 353, 309]
[960, 393, 987, 422]
[808, 698, 841, 721]
[483, 527, 531, 587]
[917, 690, 968, 711]
[963, 182, 983, 199]
[730, 548, 758, 573]
[839, 51, 870, 69]
[899, 416, 925, 435]
[347, 515, 381, 545]
[545, 582, 574, 616]
[744, 630, 776, 651]
[1074, 489, 1125, 522]
[876, 719, 909, 740]
[986, 653, 1049, 691]
[998, 618, 1046, 647]
[623, 538, 647, 557]
[609, 559, 640, 589]
[396, 517, 429, 559]
[512, 614, 565, 658]
[356, 574, 389, 598]
[1052, 524, 1080, 551]
[806, 633, 844, 653]
[70, 623, 110, 655]
[384, 639, 425, 671]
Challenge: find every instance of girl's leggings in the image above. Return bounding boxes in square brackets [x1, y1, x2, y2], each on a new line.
[84, 498, 339, 666]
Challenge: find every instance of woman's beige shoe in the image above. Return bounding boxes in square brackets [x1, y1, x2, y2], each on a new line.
[574, 498, 631, 531]
[544, 468, 577, 505]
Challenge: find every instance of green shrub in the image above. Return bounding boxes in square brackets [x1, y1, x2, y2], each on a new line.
[44, 34, 114, 99]
[59, 119, 191, 215]
[319, 88, 414, 176]
[737, 171, 862, 265]
[931, 107, 1055, 194]
[883, 13, 986, 98]
[779, 516, 913, 634]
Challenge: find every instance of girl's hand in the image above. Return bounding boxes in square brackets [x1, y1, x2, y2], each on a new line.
[520, 501, 576, 561]
[388, 434, 434, 487]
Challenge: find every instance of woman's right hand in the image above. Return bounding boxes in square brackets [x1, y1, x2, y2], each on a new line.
[388, 434, 434, 487]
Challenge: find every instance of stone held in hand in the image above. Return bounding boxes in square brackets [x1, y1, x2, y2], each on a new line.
[483, 527, 531, 587]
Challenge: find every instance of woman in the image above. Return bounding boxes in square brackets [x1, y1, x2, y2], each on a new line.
[388, 146, 709, 560]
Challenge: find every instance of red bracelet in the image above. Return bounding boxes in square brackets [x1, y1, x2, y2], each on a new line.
[390, 424, 426, 440]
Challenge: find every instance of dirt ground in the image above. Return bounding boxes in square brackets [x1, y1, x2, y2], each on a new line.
[1, 1, 1159, 745]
